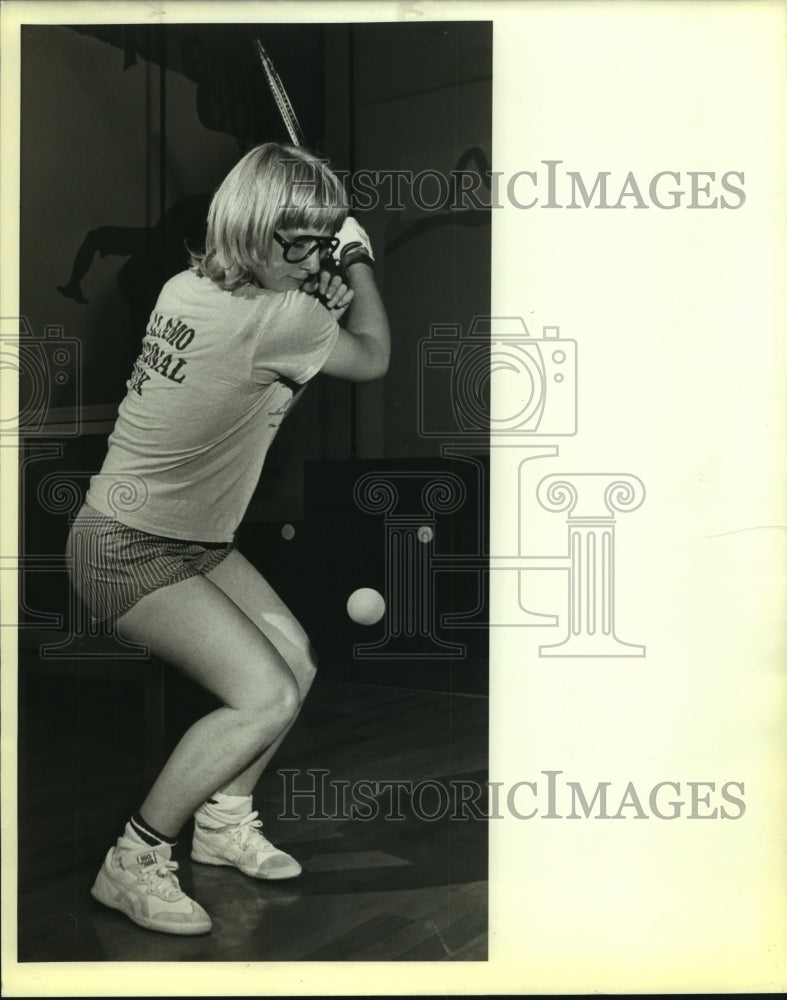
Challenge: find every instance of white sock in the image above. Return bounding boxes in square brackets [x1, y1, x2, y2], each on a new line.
[123, 821, 150, 847]
[205, 791, 252, 814]
[121, 820, 175, 852]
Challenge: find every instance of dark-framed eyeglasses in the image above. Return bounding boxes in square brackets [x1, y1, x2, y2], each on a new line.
[273, 231, 339, 263]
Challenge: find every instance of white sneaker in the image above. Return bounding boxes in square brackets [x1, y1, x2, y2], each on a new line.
[191, 802, 302, 880]
[91, 836, 212, 935]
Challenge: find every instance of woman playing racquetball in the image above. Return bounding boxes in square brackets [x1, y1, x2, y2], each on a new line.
[66, 143, 389, 935]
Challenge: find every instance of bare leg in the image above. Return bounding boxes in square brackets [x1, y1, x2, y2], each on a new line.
[115, 570, 301, 838]
[219, 713, 298, 797]
[203, 550, 317, 796]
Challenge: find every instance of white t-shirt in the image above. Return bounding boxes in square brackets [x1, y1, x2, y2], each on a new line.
[86, 270, 340, 542]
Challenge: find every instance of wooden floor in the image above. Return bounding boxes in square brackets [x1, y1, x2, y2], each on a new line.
[16, 667, 488, 963]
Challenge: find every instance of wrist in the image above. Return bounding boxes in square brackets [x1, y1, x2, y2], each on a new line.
[341, 250, 375, 280]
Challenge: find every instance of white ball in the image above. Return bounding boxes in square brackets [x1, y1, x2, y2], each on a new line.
[346, 587, 386, 626]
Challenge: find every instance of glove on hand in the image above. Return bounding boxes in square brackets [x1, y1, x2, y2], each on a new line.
[334, 216, 375, 263]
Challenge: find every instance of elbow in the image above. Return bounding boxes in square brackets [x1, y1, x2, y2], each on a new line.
[374, 349, 391, 380]
[368, 347, 390, 381]
[357, 343, 389, 382]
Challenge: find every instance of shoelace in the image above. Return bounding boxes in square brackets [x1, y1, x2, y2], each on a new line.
[138, 860, 184, 900]
[229, 811, 275, 853]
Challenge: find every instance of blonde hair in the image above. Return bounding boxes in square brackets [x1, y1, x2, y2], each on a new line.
[191, 143, 348, 290]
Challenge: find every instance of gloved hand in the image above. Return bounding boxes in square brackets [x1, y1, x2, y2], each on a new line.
[333, 216, 375, 264]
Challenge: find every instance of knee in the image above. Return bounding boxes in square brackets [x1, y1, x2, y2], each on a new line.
[242, 669, 301, 729]
[279, 672, 302, 720]
[263, 614, 318, 700]
[281, 642, 318, 702]
[295, 644, 318, 699]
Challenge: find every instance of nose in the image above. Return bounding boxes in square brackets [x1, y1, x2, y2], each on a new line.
[301, 252, 322, 275]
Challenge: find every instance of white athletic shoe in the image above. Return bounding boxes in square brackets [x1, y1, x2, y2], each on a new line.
[91, 836, 212, 935]
[191, 802, 302, 880]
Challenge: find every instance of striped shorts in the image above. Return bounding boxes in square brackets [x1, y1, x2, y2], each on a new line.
[66, 503, 234, 625]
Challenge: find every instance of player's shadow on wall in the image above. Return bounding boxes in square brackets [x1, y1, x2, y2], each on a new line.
[56, 192, 212, 337]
